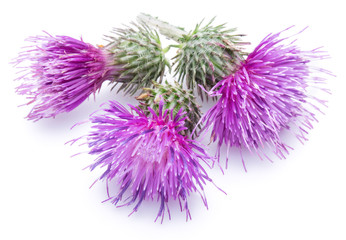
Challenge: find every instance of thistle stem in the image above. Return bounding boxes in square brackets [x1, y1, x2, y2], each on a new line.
[137, 13, 187, 42]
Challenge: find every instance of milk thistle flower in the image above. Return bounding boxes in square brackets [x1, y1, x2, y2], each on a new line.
[14, 33, 116, 121]
[80, 100, 214, 222]
[201, 27, 332, 169]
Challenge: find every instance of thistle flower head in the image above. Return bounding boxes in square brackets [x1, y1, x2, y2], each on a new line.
[201, 27, 331, 168]
[106, 24, 170, 95]
[83, 100, 213, 222]
[14, 33, 115, 121]
[136, 80, 201, 137]
[173, 18, 246, 99]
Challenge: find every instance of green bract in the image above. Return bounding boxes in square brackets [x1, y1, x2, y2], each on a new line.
[137, 13, 247, 99]
[106, 24, 170, 95]
[173, 19, 245, 99]
[136, 81, 201, 137]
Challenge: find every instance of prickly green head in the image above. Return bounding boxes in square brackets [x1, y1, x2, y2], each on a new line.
[173, 18, 246, 99]
[105, 23, 171, 95]
[137, 13, 247, 100]
[136, 81, 201, 137]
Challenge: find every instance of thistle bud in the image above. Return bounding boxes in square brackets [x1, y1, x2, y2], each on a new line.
[106, 24, 170, 95]
[173, 18, 246, 99]
[137, 81, 201, 137]
[137, 13, 247, 99]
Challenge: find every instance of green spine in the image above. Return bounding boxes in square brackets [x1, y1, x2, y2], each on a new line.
[173, 18, 246, 99]
[106, 23, 170, 95]
[136, 81, 201, 138]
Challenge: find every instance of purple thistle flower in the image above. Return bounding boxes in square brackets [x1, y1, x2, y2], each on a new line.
[80, 100, 214, 222]
[14, 33, 116, 121]
[201, 27, 332, 170]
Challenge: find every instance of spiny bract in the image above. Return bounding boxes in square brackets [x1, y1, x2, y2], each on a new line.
[173, 18, 246, 99]
[136, 81, 201, 137]
[106, 24, 170, 95]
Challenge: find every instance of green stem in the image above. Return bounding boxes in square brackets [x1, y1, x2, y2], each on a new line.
[137, 13, 187, 42]
[162, 45, 171, 53]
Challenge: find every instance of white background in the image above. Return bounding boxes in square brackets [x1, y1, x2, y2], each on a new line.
[1, 0, 345, 239]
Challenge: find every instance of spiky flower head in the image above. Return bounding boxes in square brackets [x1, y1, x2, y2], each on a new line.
[106, 24, 170, 95]
[80, 100, 213, 222]
[172, 18, 246, 99]
[137, 13, 247, 100]
[201, 27, 331, 169]
[14, 33, 115, 121]
[136, 80, 201, 137]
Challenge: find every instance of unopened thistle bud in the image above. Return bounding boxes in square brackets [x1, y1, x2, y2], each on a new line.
[136, 81, 201, 137]
[106, 23, 171, 95]
[137, 13, 247, 99]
